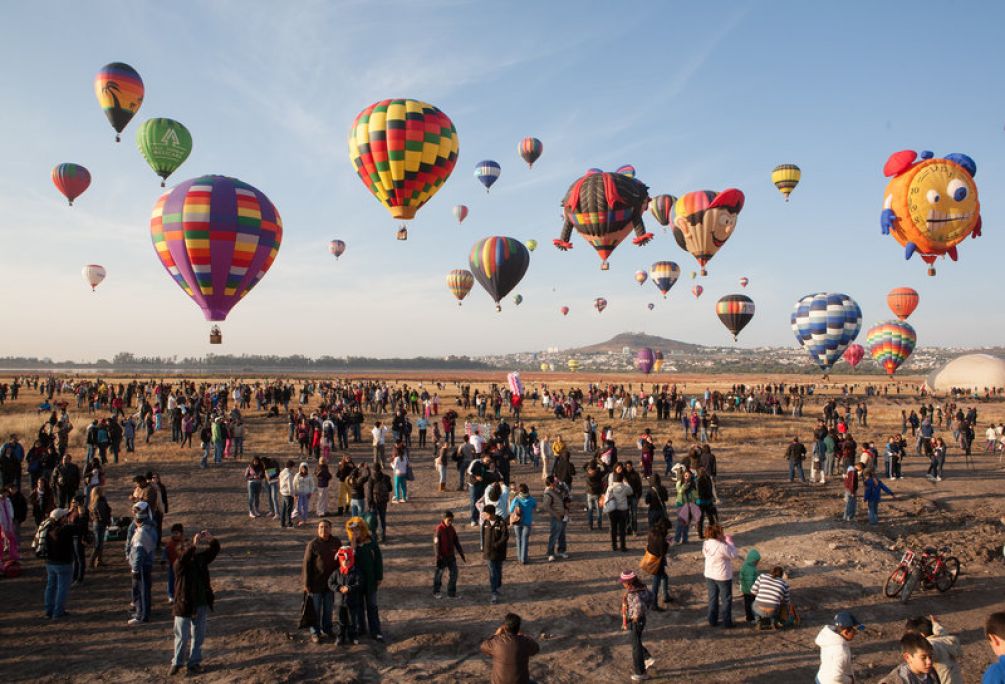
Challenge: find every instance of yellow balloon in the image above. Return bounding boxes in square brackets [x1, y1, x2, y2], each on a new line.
[771, 164, 801, 201]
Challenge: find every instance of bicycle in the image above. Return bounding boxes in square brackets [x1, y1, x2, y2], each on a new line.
[883, 546, 960, 604]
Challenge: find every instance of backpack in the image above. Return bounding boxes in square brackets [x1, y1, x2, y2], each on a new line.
[33, 517, 55, 559]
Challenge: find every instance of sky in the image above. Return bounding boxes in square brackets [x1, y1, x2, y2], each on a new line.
[2, 0, 1004, 362]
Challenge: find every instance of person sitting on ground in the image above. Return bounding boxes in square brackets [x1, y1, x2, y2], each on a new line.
[751, 565, 790, 630]
[879, 632, 940, 684]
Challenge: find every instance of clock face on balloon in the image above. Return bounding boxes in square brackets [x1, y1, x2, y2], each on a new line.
[905, 160, 978, 245]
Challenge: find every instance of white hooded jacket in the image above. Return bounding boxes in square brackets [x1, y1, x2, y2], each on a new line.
[815, 625, 854, 684]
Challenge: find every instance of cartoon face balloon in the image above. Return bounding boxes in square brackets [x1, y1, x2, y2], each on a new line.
[880, 150, 980, 275]
[671, 189, 745, 275]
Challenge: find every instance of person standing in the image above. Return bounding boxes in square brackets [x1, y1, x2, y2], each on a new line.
[371, 421, 387, 467]
[507, 484, 536, 565]
[481, 504, 508, 604]
[41, 507, 84, 619]
[278, 460, 295, 528]
[903, 615, 963, 684]
[244, 457, 266, 519]
[390, 443, 410, 503]
[126, 501, 158, 625]
[88, 486, 111, 568]
[52, 454, 80, 508]
[169, 530, 220, 675]
[542, 476, 569, 562]
[862, 469, 895, 525]
[739, 548, 761, 624]
[479, 613, 539, 684]
[604, 472, 632, 553]
[785, 436, 807, 483]
[365, 464, 392, 543]
[620, 570, 656, 682]
[292, 462, 316, 528]
[433, 510, 466, 599]
[842, 462, 862, 522]
[646, 516, 672, 611]
[702, 524, 737, 629]
[315, 457, 333, 517]
[301, 519, 340, 643]
[351, 517, 384, 641]
[815, 611, 864, 684]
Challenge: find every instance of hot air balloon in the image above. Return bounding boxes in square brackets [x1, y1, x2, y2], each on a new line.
[880, 150, 981, 275]
[52, 163, 91, 206]
[348, 99, 458, 240]
[671, 189, 745, 275]
[843, 343, 865, 368]
[540, 362, 550, 372]
[475, 160, 501, 192]
[560, 306, 569, 316]
[329, 239, 346, 260]
[453, 205, 468, 224]
[650, 261, 681, 298]
[691, 285, 703, 299]
[771, 164, 801, 201]
[716, 294, 755, 341]
[867, 320, 917, 376]
[94, 62, 144, 142]
[616, 164, 636, 179]
[690, 271, 697, 280]
[513, 294, 523, 306]
[647, 302, 655, 311]
[447, 269, 474, 306]
[149, 175, 282, 343]
[519, 137, 543, 168]
[653, 350, 664, 373]
[82, 264, 106, 292]
[554, 167, 652, 270]
[739, 276, 749, 288]
[636, 347, 655, 374]
[507, 371, 524, 396]
[791, 293, 862, 375]
[635, 270, 648, 286]
[567, 359, 580, 372]
[526, 239, 538, 252]
[649, 194, 676, 227]
[887, 287, 919, 320]
[468, 236, 530, 311]
[594, 297, 607, 314]
[136, 118, 192, 186]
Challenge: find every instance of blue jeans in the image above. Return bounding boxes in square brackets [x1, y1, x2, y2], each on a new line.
[167, 562, 175, 601]
[547, 517, 566, 556]
[514, 524, 531, 563]
[487, 559, 503, 595]
[470, 486, 483, 525]
[44, 562, 73, 617]
[296, 494, 310, 522]
[706, 578, 734, 627]
[844, 494, 857, 521]
[867, 499, 879, 524]
[247, 480, 262, 515]
[280, 495, 293, 527]
[173, 605, 209, 667]
[788, 460, 805, 482]
[309, 591, 334, 636]
[393, 475, 407, 501]
[213, 442, 224, 464]
[350, 498, 365, 518]
[586, 494, 602, 529]
[266, 482, 279, 515]
[132, 560, 153, 621]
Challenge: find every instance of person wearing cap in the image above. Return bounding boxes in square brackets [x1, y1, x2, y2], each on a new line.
[815, 611, 863, 684]
[620, 570, 656, 681]
[43, 506, 85, 619]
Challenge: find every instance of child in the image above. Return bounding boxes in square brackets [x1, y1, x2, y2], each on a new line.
[903, 615, 962, 684]
[984, 611, 1005, 684]
[164, 523, 184, 604]
[739, 548, 761, 624]
[815, 611, 863, 684]
[433, 510, 466, 599]
[620, 570, 655, 681]
[328, 544, 361, 645]
[879, 633, 939, 684]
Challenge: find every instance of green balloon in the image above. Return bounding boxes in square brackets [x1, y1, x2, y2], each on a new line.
[136, 118, 192, 186]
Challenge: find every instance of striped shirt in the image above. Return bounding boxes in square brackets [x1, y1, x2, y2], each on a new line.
[751, 573, 790, 607]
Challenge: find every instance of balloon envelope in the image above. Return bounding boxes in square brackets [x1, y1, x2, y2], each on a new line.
[887, 287, 919, 320]
[526, 239, 538, 252]
[843, 343, 865, 368]
[82, 264, 106, 291]
[867, 320, 917, 376]
[518, 138, 542, 168]
[560, 306, 569, 316]
[453, 205, 468, 223]
[636, 347, 655, 374]
[653, 350, 664, 372]
[468, 236, 530, 310]
[447, 269, 474, 305]
[771, 164, 801, 201]
[136, 118, 192, 185]
[649, 194, 675, 227]
[594, 297, 607, 313]
[329, 240, 346, 259]
[651, 261, 681, 297]
[691, 285, 703, 299]
[94, 62, 144, 141]
[513, 294, 523, 305]
[739, 276, 749, 288]
[716, 294, 755, 340]
[671, 189, 745, 275]
[474, 160, 501, 191]
[791, 293, 862, 373]
[52, 163, 91, 205]
[150, 175, 282, 322]
[635, 270, 648, 285]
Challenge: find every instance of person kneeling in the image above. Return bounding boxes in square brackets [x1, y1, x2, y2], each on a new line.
[751, 566, 790, 630]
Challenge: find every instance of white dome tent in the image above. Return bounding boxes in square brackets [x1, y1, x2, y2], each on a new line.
[924, 354, 1005, 393]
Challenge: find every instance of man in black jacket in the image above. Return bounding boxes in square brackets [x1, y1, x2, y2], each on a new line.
[52, 454, 80, 508]
[301, 519, 341, 643]
[481, 504, 508, 605]
[43, 506, 85, 619]
[170, 531, 220, 675]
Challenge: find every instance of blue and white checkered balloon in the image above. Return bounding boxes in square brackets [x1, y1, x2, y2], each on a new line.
[791, 293, 862, 373]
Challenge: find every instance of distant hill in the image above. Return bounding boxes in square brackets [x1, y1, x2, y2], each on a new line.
[566, 332, 703, 355]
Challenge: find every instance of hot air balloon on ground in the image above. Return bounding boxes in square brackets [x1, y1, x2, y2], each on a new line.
[82, 264, 106, 292]
[594, 297, 607, 314]
[567, 359, 580, 372]
[475, 160, 501, 192]
[771, 164, 801, 201]
[739, 276, 749, 288]
[447, 269, 474, 305]
[843, 343, 865, 368]
[635, 270, 648, 286]
[94, 62, 144, 142]
[880, 150, 981, 275]
[651, 261, 681, 298]
[636, 347, 655, 374]
[716, 294, 755, 341]
[453, 205, 468, 224]
[468, 236, 530, 311]
[150, 175, 282, 343]
[560, 306, 569, 316]
[136, 118, 192, 186]
[791, 293, 862, 376]
[554, 167, 652, 270]
[329, 240, 346, 260]
[526, 239, 538, 252]
[649, 194, 676, 227]
[349, 99, 458, 240]
[507, 371, 524, 396]
[653, 350, 664, 373]
[887, 287, 919, 320]
[52, 163, 91, 206]
[867, 320, 917, 376]
[691, 285, 703, 299]
[540, 362, 550, 372]
[519, 138, 543, 168]
[671, 189, 745, 275]
[513, 294, 523, 306]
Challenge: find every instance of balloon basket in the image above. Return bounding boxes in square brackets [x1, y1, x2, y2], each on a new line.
[600, 261, 609, 271]
[209, 326, 222, 344]
[396, 227, 408, 241]
[701, 269, 708, 276]
[495, 304, 502, 313]
[927, 267, 935, 276]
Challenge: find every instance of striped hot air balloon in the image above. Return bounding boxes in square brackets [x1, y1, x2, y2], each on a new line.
[650, 261, 681, 298]
[94, 62, 144, 142]
[739, 276, 749, 288]
[594, 297, 608, 313]
[446, 269, 474, 305]
[771, 164, 801, 201]
[887, 287, 919, 320]
[691, 285, 703, 299]
[716, 294, 755, 341]
[616, 164, 636, 179]
[468, 236, 530, 311]
[474, 160, 501, 192]
[52, 163, 91, 206]
[518, 137, 543, 168]
[329, 239, 346, 260]
[82, 264, 106, 292]
[649, 194, 676, 227]
[653, 350, 664, 372]
[348, 99, 458, 238]
[149, 175, 282, 340]
[671, 189, 745, 275]
[790, 293, 862, 374]
[867, 320, 916, 376]
[635, 270, 648, 286]
[453, 205, 468, 224]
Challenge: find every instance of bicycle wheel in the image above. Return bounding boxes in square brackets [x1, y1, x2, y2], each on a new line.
[900, 568, 920, 604]
[884, 565, 909, 597]
[935, 557, 960, 592]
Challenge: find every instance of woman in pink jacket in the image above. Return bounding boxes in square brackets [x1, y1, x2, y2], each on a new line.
[702, 524, 737, 628]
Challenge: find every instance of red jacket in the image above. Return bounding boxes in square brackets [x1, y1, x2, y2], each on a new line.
[843, 467, 858, 495]
[434, 521, 464, 561]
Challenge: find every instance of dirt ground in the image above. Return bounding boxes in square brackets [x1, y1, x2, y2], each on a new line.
[1, 373, 1003, 683]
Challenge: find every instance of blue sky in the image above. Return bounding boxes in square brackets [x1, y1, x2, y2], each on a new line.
[2, 1, 1004, 361]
